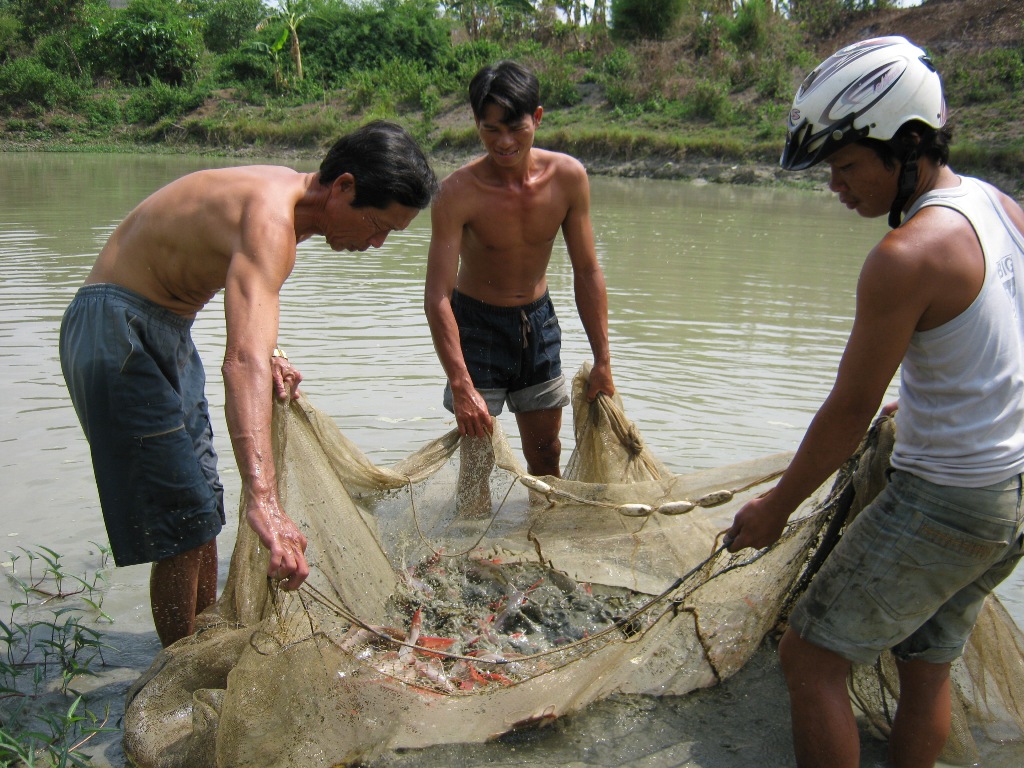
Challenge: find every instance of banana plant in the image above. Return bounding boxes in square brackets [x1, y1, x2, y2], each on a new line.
[250, 27, 290, 90]
[256, 0, 312, 81]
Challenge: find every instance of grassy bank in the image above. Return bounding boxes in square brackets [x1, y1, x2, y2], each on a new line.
[2, 1, 1022, 196]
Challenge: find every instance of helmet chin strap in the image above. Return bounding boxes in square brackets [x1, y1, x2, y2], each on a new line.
[889, 149, 920, 228]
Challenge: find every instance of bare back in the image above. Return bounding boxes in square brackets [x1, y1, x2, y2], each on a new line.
[441, 148, 588, 306]
[86, 166, 310, 317]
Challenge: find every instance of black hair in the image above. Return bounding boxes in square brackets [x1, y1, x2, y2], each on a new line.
[862, 120, 953, 171]
[860, 120, 953, 228]
[318, 120, 438, 209]
[468, 61, 539, 124]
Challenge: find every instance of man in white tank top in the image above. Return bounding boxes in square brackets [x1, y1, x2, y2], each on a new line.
[725, 37, 1024, 768]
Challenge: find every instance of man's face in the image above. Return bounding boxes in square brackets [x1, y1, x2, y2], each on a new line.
[475, 103, 542, 166]
[324, 176, 420, 251]
[825, 143, 899, 219]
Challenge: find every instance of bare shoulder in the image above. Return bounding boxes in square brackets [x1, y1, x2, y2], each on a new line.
[439, 161, 482, 193]
[887, 203, 977, 261]
[859, 211, 954, 295]
[535, 148, 588, 180]
[132, 164, 306, 257]
[433, 160, 488, 218]
[151, 165, 303, 214]
[205, 165, 304, 203]
[864, 199, 986, 328]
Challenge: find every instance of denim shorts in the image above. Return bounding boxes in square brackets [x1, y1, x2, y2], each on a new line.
[59, 284, 225, 567]
[790, 469, 1024, 665]
[443, 289, 570, 416]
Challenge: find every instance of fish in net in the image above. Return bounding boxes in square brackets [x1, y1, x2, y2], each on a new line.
[123, 364, 1024, 767]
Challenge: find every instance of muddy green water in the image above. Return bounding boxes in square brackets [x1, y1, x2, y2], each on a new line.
[1, 151, 1020, 766]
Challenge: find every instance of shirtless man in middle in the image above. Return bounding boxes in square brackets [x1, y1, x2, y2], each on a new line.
[424, 60, 614, 485]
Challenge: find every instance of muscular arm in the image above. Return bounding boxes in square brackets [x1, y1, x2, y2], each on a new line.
[424, 176, 494, 436]
[222, 206, 309, 588]
[562, 162, 614, 400]
[726, 232, 934, 551]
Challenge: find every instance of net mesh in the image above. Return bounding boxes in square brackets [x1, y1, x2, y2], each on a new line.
[123, 364, 1024, 767]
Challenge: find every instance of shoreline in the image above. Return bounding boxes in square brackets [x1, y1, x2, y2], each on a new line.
[4, 140, 1020, 202]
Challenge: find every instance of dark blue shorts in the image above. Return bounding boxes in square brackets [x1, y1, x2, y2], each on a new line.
[59, 284, 224, 567]
[443, 290, 569, 416]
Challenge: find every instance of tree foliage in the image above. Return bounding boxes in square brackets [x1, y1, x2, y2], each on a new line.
[98, 0, 202, 85]
[786, 0, 896, 38]
[7, 0, 92, 42]
[610, 0, 685, 41]
[301, 0, 451, 87]
[198, 0, 265, 54]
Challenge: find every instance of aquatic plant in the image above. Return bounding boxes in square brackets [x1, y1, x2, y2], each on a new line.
[0, 544, 116, 767]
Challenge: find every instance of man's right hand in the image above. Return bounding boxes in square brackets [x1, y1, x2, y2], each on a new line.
[271, 354, 303, 401]
[246, 501, 309, 590]
[586, 360, 615, 401]
[724, 489, 791, 553]
[453, 387, 494, 437]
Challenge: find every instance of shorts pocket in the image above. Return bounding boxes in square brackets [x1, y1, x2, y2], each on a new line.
[868, 508, 1005, 624]
[133, 420, 216, 514]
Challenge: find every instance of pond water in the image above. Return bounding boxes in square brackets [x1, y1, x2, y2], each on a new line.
[1, 151, 1020, 767]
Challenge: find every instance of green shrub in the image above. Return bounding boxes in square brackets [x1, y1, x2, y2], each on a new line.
[538, 60, 581, 108]
[754, 56, 791, 100]
[8, 0, 91, 44]
[941, 48, 1024, 105]
[200, 0, 264, 54]
[684, 78, 734, 123]
[47, 113, 80, 132]
[597, 46, 636, 79]
[419, 84, 442, 122]
[721, 0, 772, 51]
[431, 38, 506, 95]
[299, 0, 450, 90]
[0, 56, 81, 110]
[80, 91, 124, 127]
[789, 0, 850, 39]
[610, 0, 685, 41]
[344, 59, 433, 114]
[214, 45, 277, 89]
[33, 32, 90, 77]
[0, 11, 27, 62]
[124, 80, 206, 123]
[100, 0, 202, 86]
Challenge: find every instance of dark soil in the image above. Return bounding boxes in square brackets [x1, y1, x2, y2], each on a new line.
[576, 0, 1024, 195]
[820, 0, 1024, 56]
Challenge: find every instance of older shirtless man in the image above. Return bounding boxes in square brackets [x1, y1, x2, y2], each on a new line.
[60, 121, 438, 646]
[425, 61, 614, 482]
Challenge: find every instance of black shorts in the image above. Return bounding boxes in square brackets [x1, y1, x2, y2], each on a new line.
[443, 290, 569, 416]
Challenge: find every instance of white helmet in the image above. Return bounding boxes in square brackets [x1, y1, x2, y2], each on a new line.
[780, 36, 947, 171]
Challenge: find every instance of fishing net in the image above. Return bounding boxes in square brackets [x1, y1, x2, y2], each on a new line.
[123, 364, 1024, 767]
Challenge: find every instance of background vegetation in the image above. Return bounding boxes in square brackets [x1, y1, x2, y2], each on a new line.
[0, 0, 1022, 192]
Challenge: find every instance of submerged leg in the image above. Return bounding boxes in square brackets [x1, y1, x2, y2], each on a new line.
[150, 537, 218, 646]
[514, 408, 562, 478]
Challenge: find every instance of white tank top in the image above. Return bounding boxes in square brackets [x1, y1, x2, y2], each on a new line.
[890, 176, 1024, 486]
